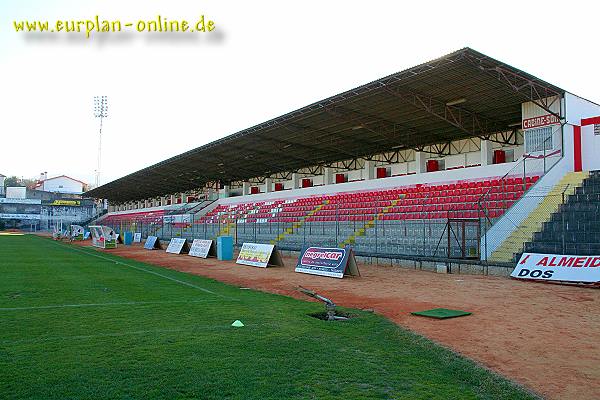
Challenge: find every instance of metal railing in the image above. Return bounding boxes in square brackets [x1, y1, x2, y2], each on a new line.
[98, 143, 573, 268]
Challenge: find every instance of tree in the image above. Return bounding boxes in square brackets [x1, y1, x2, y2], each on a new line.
[4, 176, 21, 187]
[3, 176, 37, 188]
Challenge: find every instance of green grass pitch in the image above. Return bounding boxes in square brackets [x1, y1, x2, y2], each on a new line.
[0, 235, 536, 399]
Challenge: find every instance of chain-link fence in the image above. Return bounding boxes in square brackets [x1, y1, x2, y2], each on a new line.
[97, 148, 571, 266]
[101, 213, 483, 259]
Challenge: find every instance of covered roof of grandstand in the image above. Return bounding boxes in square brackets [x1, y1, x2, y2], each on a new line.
[87, 47, 565, 202]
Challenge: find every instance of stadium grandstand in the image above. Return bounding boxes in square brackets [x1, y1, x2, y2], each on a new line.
[86, 47, 600, 268]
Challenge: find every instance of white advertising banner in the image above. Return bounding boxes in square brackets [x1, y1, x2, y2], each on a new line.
[512, 253, 600, 283]
[166, 238, 188, 254]
[0, 198, 41, 204]
[163, 214, 192, 223]
[133, 233, 142, 243]
[0, 213, 41, 220]
[236, 243, 275, 268]
[188, 239, 215, 258]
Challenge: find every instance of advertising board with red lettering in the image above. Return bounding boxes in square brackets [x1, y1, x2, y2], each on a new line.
[522, 114, 560, 130]
[295, 246, 360, 279]
[511, 253, 600, 283]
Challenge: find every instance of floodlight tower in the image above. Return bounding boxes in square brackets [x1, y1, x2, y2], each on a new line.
[93, 96, 109, 188]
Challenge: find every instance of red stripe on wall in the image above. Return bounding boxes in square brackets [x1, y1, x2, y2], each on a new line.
[574, 125, 582, 172]
[581, 116, 600, 126]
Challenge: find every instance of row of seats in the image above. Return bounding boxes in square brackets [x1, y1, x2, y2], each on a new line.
[101, 210, 165, 224]
[102, 175, 538, 258]
[199, 175, 536, 224]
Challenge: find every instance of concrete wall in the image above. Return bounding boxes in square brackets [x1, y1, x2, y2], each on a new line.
[6, 187, 27, 199]
[581, 123, 600, 171]
[565, 92, 600, 126]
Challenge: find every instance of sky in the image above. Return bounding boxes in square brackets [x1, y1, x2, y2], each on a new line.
[1, 0, 599, 187]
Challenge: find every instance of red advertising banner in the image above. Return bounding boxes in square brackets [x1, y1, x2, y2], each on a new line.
[295, 246, 360, 279]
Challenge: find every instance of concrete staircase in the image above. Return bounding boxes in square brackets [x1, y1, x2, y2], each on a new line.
[489, 171, 588, 262]
[269, 201, 327, 245]
[338, 199, 400, 247]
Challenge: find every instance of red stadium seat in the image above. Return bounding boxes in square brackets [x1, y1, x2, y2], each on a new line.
[102, 175, 541, 230]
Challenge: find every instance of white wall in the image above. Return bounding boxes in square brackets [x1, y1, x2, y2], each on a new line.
[42, 177, 83, 194]
[565, 92, 600, 125]
[581, 124, 600, 171]
[6, 187, 27, 199]
[562, 124, 576, 171]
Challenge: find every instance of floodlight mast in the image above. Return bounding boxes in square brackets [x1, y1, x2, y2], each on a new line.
[93, 96, 108, 188]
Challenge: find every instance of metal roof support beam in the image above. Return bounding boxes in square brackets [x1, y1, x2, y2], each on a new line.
[323, 105, 420, 148]
[383, 85, 510, 143]
[327, 158, 361, 171]
[245, 134, 318, 164]
[461, 52, 563, 118]
[223, 144, 296, 176]
[279, 123, 359, 159]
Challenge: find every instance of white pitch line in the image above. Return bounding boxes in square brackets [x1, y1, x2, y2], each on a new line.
[0, 299, 228, 311]
[51, 240, 238, 301]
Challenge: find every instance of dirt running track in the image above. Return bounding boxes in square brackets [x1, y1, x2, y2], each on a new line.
[81, 243, 599, 400]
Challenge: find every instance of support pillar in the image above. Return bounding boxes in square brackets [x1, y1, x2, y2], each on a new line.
[415, 151, 426, 174]
[207, 188, 216, 200]
[264, 178, 273, 193]
[219, 185, 230, 199]
[291, 173, 300, 190]
[323, 167, 333, 185]
[363, 160, 375, 180]
[480, 140, 493, 166]
[242, 181, 251, 196]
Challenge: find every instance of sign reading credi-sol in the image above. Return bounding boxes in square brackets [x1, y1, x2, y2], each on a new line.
[522, 114, 560, 130]
[511, 253, 600, 283]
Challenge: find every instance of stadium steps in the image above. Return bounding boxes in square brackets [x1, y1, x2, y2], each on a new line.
[338, 199, 400, 247]
[489, 171, 588, 263]
[82, 209, 108, 227]
[521, 170, 600, 256]
[269, 201, 328, 245]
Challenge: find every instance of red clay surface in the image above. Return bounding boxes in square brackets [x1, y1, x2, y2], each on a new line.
[74, 241, 599, 400]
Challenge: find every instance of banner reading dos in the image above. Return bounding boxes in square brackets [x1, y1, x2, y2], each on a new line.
[512, 253, 600, 283]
